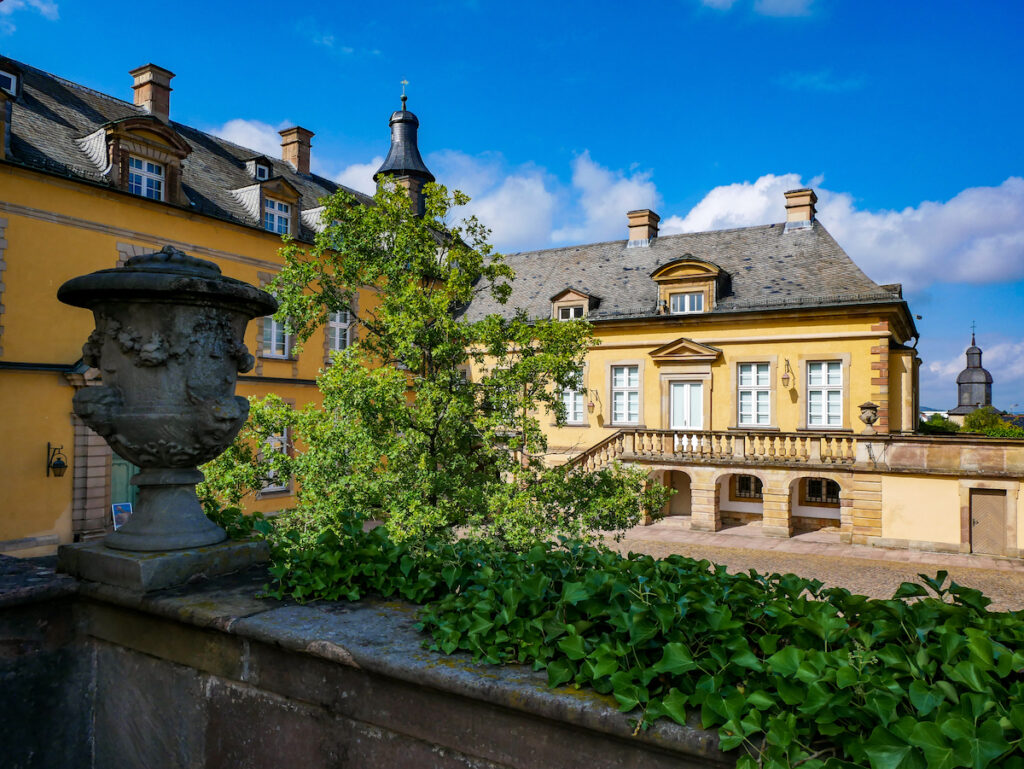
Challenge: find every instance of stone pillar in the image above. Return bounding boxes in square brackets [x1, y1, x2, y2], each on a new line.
[838, 493, 855, 544]
[760, 474, 792, 538]
[689, 468, 721, 532]
[848, 474, 883, 544]
[870, 325, 890, 433]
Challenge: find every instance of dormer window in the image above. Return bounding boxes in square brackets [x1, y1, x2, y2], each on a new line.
[255, 164, 270, 181]
[669, 292, 704, 314]
[128, 156, 164, 201]
[264, 198, 290, 234]
[558, 305, 584, 321]
[0, 69, 17, 96]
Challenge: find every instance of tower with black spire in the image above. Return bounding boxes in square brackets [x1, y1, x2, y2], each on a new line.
[373, 88, 435, 216]
[948, 331, 993, 420]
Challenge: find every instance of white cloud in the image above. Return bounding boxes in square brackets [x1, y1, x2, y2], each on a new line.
[699, 0, 811, 15]
[334, 156, 383, 195]
[663, 174, 1024, 290]
[753, 0, 813, 16]
[428, 150, 558, 250]
[0, 0, 58, 33]
[208, 118, 291, 159]
[551, 151, 661, 243]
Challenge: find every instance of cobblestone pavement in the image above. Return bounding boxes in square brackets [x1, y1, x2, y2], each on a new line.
[605, 520, 1024, 613]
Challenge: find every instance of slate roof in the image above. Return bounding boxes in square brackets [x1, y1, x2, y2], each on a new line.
[462, 221, 904, 323]
[3, 57, 373, 241]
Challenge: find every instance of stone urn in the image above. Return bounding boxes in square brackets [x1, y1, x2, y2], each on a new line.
[58, 246, 277, 551]
[859, 401, 880, 434]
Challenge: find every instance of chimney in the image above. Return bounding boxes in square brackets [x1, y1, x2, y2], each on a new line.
[279, 126, 314, 175]
[784, 188, 817, 231]
[129, 64, 174, 123]
[627, 209, 660, 247]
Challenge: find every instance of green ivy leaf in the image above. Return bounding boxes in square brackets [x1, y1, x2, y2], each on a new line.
[652, 642, 696, 675]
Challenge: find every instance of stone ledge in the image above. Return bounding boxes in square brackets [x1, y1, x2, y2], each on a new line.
[58, 538, 269, 593]
[77, 569, 732, 768]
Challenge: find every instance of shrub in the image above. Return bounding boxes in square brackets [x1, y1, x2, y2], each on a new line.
[262, 523, 1024, 769]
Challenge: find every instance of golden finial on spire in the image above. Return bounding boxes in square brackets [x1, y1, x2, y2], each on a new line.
[400, 79, 409, 110]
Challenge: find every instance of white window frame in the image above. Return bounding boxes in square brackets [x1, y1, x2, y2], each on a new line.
[255, 164, 270, 181]
[558, 305, 584, 321]
[561, 387, 585, 424]
[0, 69, 18, 95]
[326, 310, 351, 353]
[262, 431, 290, 493]
[128, 155, 164, 201]
[611, 365, 640, 425]
[737, 362, 771, 427]
[263, 198, 291, 235]
[669, 291, 704, 314]
[263, 315, 291, 358]
[807, 361, 843, 428]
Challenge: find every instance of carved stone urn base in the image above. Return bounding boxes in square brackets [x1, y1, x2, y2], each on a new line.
[105, 469, 227, 552]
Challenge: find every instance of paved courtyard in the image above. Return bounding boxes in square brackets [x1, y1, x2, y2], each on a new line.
[607, 517, 1024, 613]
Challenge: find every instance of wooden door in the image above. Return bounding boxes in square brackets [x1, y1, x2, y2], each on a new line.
[969, 489, 1006, 555]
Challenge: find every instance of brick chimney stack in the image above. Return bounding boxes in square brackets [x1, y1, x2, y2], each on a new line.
[784, 188, 817, 231]
[627, 209, 660, 247]
[279, 127, 314, 175]
[129, 64, 174, 123]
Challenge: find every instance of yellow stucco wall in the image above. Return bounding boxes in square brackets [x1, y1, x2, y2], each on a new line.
[533, 312, 895, 456]
[880, 474, 962, 546]
[1, 165, 352, 551]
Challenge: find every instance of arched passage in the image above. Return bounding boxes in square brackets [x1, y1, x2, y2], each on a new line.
[716, 472, 765, 528]
[661, 470, 692, 516]
[789, 476, 843, 533]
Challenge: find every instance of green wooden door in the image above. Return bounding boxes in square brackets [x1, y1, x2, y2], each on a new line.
[110, 455, 139, 508]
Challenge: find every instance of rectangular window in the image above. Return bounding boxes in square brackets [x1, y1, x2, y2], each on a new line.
[558, 305, 584, 321]
[561, 388, 585, 423]
[262, 431, 289, 493]
[326, 310, 351, 353]
[737, 362, 771, 426]
[669, 292, 704, 314]
[734, 475, 763, 499]
[0, 69, 18, 95]
[807, 361, 843, 427]
[263, 198, 291, 234]
[611, 365, 640, 424]
[805, 478, 840, 505]
[262, 315, 291, 358]
[255, 165, 269, 180]
[128, 156, 164, 201]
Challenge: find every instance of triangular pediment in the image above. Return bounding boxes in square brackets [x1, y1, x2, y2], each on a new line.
[262, 177, 301, 201]
[550, 287, 596, 304]
[649, 337, 721, 363]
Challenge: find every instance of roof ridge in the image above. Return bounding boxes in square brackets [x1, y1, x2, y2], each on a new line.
[506, 221, 786, 258]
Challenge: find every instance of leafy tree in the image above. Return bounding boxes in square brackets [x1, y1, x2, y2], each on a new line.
[918, 413, 960, 435]
[202, 182, 667, 547]
[961, 406, 1024, 438]
[962, 406, 1006, 433]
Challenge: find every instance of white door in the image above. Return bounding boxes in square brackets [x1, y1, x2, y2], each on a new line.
[670, 382, 703, 430]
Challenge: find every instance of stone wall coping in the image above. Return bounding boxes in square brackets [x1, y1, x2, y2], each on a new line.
[76, 565, 732, 766]
[0, 554, 78, 609]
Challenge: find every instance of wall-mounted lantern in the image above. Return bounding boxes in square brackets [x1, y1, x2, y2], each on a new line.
[47, 443, 68, 477]
[587, 389, 600, 412]
[781, 359, 794, 388]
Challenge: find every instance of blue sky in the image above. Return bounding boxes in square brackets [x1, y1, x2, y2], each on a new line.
[4, 0, 1024, 410]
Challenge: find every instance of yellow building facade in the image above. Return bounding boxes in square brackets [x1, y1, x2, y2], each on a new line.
[0, 57, 375, 555]
[466, 197, 1024, 559]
